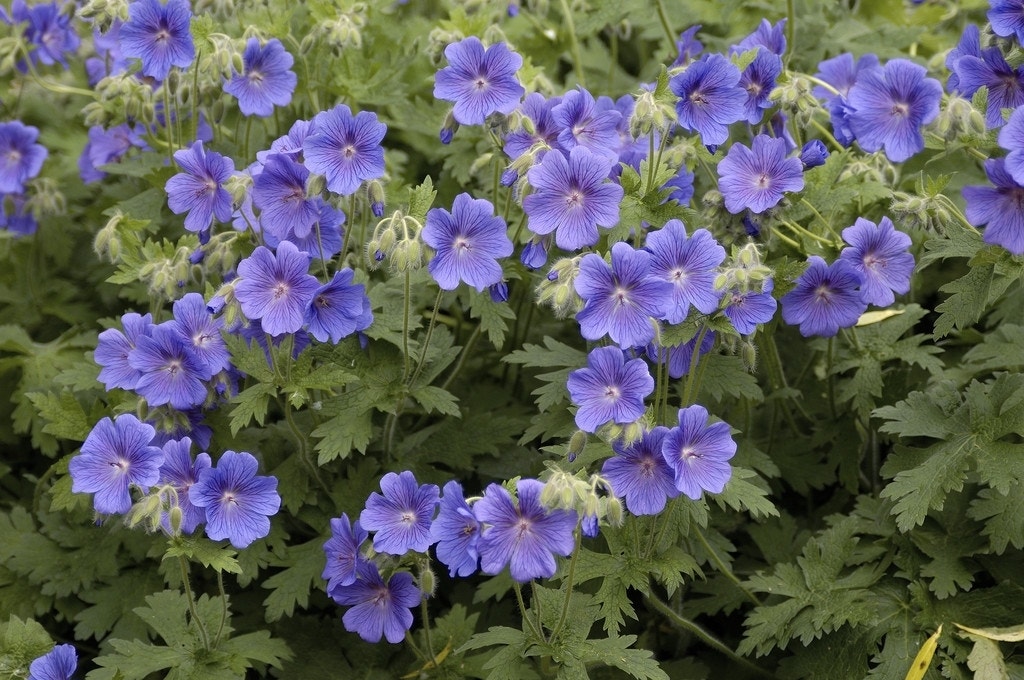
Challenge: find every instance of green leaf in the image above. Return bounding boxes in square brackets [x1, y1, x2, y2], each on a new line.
[0, 615, 55, 676]
[503, 336, 587, 369]
[311, 390, 375, 464]
[25, 390, 91, 442]
[712, 467, 778, 519]
[466, 286, 517, 348]
[410, 385, 461, 416]
[933, 263, 993, 337]
[262, 539, 325, 623]
[90, 639, 185, 680]
[219, 630, 292, 669]
[963, 635, 1008, 680]
[164, 535, 242, 574]
[576, 635, 668, 680]
[228, 382, 277, 436]
[408, 176, 437, 222]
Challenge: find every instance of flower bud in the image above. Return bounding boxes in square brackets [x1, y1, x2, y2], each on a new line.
[799, 139, 829, 170]
[567, 429, 588, 462]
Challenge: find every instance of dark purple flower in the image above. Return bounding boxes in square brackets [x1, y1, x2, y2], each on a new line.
[846, 58, 942, 162]
[663, 167, 695, 206]
[575, 242, 673, 348]
[253, 154, 319, 240]
[0, 194, 36, 235]
[304, 269, 373, 343]
[550, 87, 622, 163]
[838, 217, 914, 306]
[504, 93, 563, 160]
[323, 513, 368, 591]
[434, 37, 525, 125]
[69, 414, 164, 514]
[645, 220, 725, 323]
[474, 478, 577, 582]
[235, 241, 320, 336]
[724, 279, 777, 335]
[118, 0, 195, 81]
[646, 329, 715, 380]
[303, 105, 386, 196]
[946, 25, 981, 94]
[79, 123, 149, 183]
[263, 199, 345, 261]
[717, 134, 804, 214]
[781, 256, 867, 337]
[799, 139, 829, 169]
[738, 49, 783, 124]
[423, 193, 513, 291]
[430, 480, 480, 577]
[360, 471, 439, 555]
[602, 426, 679, 515]
[953, 48, 1024, 128]
[257, 119, 312, 163]
[661, 405, 736, 499]
[225, 38, 296, 117]
[999, 107, 1024, 185]
[5, 0, 80, 69]
[158, 437, 211, 534]
[963, 158, 1024, 255]
[0, 121, 47, 194]
[812, 52, 880, 103]
[330, 561, 421, 643]
[989, 0, 1024, 44]
[734, 18, 787, 56]
[170, 292, 230, 378]
[671, 25, 703, 67]
[237, 318, 311, 365]
[670, 53, 747, 146]
[86, 20, 129, 85]
[520, 237, 549, 269]
[523, 146, 623, 251]
[129, 323, 209, 409]
[165, 141, 235, 233]
[95, 312, 155, 390]
[566, 346, 654, 432]
[28, 644, 77, 680]
[189, 450, 281, 548]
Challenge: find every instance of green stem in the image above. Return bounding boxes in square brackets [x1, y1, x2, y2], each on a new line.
[420, 595, 437, 663]
[550, 529, 583, 639]
[402, 269, 412, 382]
[530, 581, 545, 640]
[440, 323, 482, 391]
[694, 528, 762, 606]
[644, 593, 775, 679]
[826, 337, 837, 420]
[558, 0, 586, 88]
[779, 218, 838, 248]
[681, 325, 710, 406]
[404, 630, 429, 663]
[513, 582, 545, 642]
[653, 0, 676, 48]
[808, 117, 844, 151]
[283, 398, 328, 492]
[191, 55, 200, 142]
[178, 556, 211, 651]
[215, 571, 228, 647]
[799, 198, 841, 241]
[409, 289, 444, 387]
[163, 85, 176, 165]
[784, 0, 795, 70]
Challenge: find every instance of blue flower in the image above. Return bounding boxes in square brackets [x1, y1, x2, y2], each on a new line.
[70, 415, 164, 514]
[423, 193, 513, 291]
[781, 256, 866, 337]
[323, 513, 368, 592]
[475, 478, 576, 582]
[717, 134, 804, 214]
[303, 104, 387, 196]
[952, 48, 1024, 129]
[1000, 107, 1024, 184]
[963, 158, 1024, 255]
[129, 323, 210, 409]
[235, 241, 320, 336]
[602, 426, 679, 515]
[504, 92, 563, 160]
[263, 199, 345, 261]
[846, 58, 942, 162]
[95, 312, 155, 391]
[671, 25, 703, 67]
[738, 49, 783, 124]
[360, 471, 439, 555]
[189, 450, 280, 548]
[838, 217, 914, 307]
[165, 141, 235, 233]
[733, 18, 787, 56]
[224, 38, 297, 117]
[799, 140, 829, 169]
[812, 52, 879, 103]
[330, 561, 421, 643]
[644, 220, 725, 323]
[663, 166, 695, 206]
[523, 147, 623, 251]
[27, 644, 77, 680]
[945, 25, 981, 94]
[0, 121, 47, 194]
[566, 346, 654, 433]
[118, 0, 195, 81]
[304, 269, 373, 343]
[434, 37, 525, 126]
[575, 242, 673, 348]
[158, 437, 211, 534]
[252, 154, 319, 240]
[79, 123, 148, 184]
[989, 0, 1024, 44]
[646, 329, 715, 380]
[723, 280, 777, 335]
[430, 480, 480, 577]
[661, 405, 736, 499]
[551, 87, 622, 163]
[170, 293, 230, 378]
[4, 0, 80, 70]
[670, 53, 747, 146]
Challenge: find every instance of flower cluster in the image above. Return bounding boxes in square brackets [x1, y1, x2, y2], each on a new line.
[0, 121, 48, 235]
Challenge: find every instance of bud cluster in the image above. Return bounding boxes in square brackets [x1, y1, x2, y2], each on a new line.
[367, 210, 424, 273]
[536, 256, 584, 317]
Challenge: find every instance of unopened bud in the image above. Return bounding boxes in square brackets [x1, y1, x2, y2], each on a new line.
[567, 430, 588, 462]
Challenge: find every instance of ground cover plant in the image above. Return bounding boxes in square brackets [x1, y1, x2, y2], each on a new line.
[1, 0, 1023, 677]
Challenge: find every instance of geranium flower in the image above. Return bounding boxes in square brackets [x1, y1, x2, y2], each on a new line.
[190, 450, 281, 549]
[963, 158, 1024, 255]
[323, 513, 368, 592]
[158, 437, 211, 534]
[430, 481, 481, 577]
[422, 193, 513, 291]
[70, 415, 164, 514]
[304, 269, 372, 343]
[234, 241, 320, 336]
[252, 154, 319, 240]
[434, 37, 525, 126]
[0, 121, 47, 194]
[360, 471, 439, 555]
[602, 426, 679, 515]
[669, 53, 747, 146]
[644, 220, 725, 323]
[129, 323, 209, 409]
[717, 134, 804, 214]
[781, 256, 866, 337]
[567, 346, 654, 432]
[838, 217, 915, 307]
[27, 644, 77, 680]
[165, 141, 235, 233]
[224, 38, 297, 117]
[118, 0, 195, 81]
[330, 562, 421, 643]
[661, 405, 736, 499]
[303, 104, 387, 196]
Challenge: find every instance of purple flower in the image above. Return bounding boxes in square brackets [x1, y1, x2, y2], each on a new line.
[5, 0, 80, 70]
[423, 193, 513, 291]
[264, 199, 345, 261]
[799, 140, 829, 169]
[717, 134, 804, 214]
[999, 107, 1024, 184]
[225, 38, 296, 117]
[846, 58, 942, 162]
[671, 25, 703, 67]
[304, 269, 373, 343]
[663, 167, 695, 207]
[257, 119, 313, 163]
[523, 146, 622, 250]
[952, 49, 1024, 128]
[963, 158, 1024, 255]
[474, 478, 577, 582]
[662, 405, 736, 499]
[646, 329, 715, 380]
[566, 346, 654, 432]
[989, 0, 1024, 44]
[165, 141, 235, 233]
[945, 26, 981, 94]
[129, 323, 209, 409]
[838, 217, 914, 307]
[158, 437, 211, 534]
[69, 414, 164, 514]
[781, 256, 867, 337]
[323, 513, 368, 591]
[170, 293, 230, 378]
[0, 121, 47, 194]
[670, 53, 747, 146]
[724, 280, 777, 335]
[602, 427, 679, 515]
[812, 52, 880, 103]
[430, 480, 480, 577]
[575, 243, 673, 348]
[95, 312, 155, 390]
[189, 450, 281, 548]
[235, 241, 320, 336]
[28, 644, 77, 680]
[520, 236, 550, 269]
[79, 123, 149, 183]
[434, 37, 525, 126]
[360, 471, 439, 555]
[330, 562, 421, 643]
[253, 154, 319, 240]
[644, 220, 725, 323]
[550, 87, 622, 163]
[504, 93, 562, 160]
[734, 18, 787, 56]
[86, 20, 129, 85]
[738, 49, 783, 124]
[118, 0, 195, 81]
[303, 105, 387, 196]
